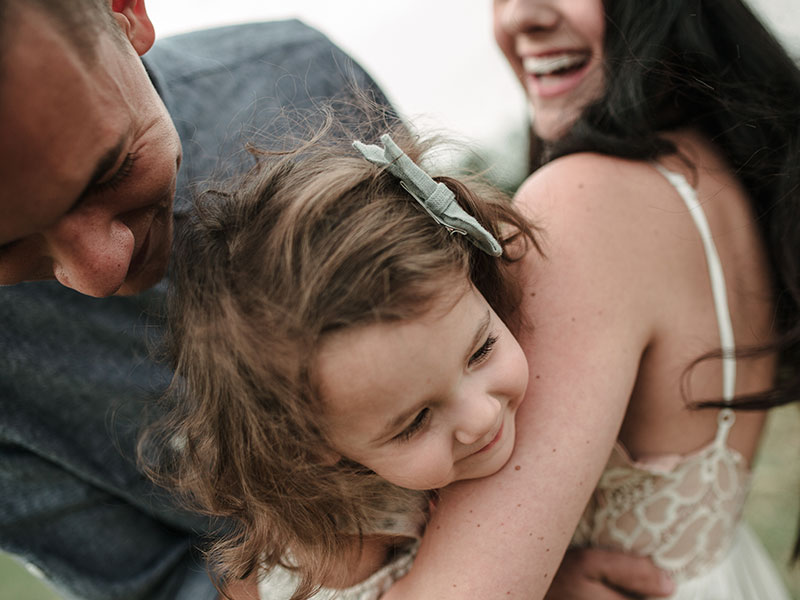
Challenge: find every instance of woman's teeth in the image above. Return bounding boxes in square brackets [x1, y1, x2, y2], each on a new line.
[523, 53, 588, 76]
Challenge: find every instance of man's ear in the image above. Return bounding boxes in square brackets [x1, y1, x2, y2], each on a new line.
[110, 0, 155, 56]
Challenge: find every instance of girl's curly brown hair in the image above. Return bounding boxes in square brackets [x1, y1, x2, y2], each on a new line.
[139, 118, 538, 599]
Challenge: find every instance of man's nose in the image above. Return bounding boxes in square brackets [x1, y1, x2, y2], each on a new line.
[46, 208, 135, 297]
[454, 394, 502, 446]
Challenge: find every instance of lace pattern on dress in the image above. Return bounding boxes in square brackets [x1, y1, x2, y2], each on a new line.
[572, 410, 751, 582]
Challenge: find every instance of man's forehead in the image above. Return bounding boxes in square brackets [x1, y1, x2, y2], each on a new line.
[2, 0, 106, 63]
[4, 1, 103, 71]
[0, 9, 122, 242]
[1, 25, 101, 161]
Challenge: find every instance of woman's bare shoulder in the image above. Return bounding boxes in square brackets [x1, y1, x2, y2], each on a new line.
[513, 152, 681, 269]
[515, 152, 664, 217]
[510, 151, 703, 353]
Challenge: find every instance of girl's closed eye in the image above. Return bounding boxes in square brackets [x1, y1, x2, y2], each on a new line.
[395, 407, 432, 442]
[469, 334, 498, 368]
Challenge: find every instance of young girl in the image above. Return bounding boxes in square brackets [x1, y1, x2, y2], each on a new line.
[378, 1, 800, 599]
[141, 126, 539, 599]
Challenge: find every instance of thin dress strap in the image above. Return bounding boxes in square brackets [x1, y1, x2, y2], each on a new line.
[653, 164, 737, 439]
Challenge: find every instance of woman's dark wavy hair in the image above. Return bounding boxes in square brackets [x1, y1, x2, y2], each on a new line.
[139, 115, 538, 599]
[532, 0, 800, 411]
[529, 0, 800, 558]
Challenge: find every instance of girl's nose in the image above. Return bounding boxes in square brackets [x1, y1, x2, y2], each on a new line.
[454, 395, 502, 446]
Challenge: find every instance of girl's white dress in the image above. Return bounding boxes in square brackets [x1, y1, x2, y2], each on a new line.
[258, 543, 418, 600]
[259, 165, 790, 599]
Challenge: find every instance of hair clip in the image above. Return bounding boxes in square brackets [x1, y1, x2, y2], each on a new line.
[352, 134, 503, 257]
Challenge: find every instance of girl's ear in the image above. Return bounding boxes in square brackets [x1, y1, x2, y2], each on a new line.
[110, 0, 155, 56]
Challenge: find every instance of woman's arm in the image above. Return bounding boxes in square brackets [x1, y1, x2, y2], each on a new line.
[383, 155, 671, 599]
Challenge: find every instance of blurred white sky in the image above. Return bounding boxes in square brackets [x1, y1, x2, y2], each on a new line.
[148, 0, 800, 180]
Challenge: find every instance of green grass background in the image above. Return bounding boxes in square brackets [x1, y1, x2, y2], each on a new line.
[2, 404, 798, 599]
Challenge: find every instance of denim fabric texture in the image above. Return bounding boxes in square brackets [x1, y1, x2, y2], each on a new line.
[0, 20, 390, 600]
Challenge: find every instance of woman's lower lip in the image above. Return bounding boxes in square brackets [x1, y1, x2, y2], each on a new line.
[478, 423, 504, 453]
[525, 62, 591, 99]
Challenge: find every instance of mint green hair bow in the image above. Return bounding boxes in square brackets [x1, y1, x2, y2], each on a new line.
[352, 134, 503, 257]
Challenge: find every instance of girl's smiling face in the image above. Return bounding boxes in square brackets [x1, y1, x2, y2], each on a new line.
[493, 0, 606, 141]
[315, 284, 528, 490]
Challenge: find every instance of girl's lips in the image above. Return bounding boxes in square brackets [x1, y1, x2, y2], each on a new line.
[478, 423, 504, 454]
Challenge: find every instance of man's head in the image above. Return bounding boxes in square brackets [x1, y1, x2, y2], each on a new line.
[0, 0, 181, 296]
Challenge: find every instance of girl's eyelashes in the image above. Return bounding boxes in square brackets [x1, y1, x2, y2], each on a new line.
[396, 407, 432, 442]
[469, 333, 498, 368]
[392, 332, 498, 443]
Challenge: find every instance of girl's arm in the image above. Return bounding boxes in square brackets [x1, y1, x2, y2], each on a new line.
[383, 155, 670, 599]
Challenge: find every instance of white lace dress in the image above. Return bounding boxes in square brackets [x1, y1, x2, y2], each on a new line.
[571, 166, 790, 599]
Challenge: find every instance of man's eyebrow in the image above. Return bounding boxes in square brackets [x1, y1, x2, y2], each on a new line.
[72, 135, 127, 207]
[371, 307, 492, 445]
